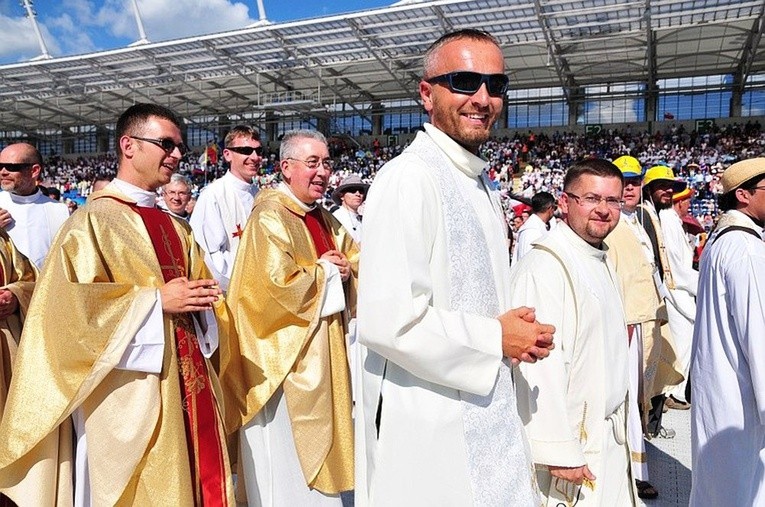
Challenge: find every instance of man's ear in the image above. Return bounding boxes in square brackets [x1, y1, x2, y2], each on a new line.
[420, 80, 434, 114]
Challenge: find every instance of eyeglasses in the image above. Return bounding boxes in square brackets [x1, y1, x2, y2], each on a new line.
[0, 162, 33, 172]
[566, 192, 623, 210]
[286, 157, 335, 170]
[129, 136, 187, 156]
[227, 145, 263, 156]
[426, 71, 509, 97]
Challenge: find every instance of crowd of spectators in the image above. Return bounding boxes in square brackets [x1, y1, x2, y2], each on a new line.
[33, 120, 763, 227]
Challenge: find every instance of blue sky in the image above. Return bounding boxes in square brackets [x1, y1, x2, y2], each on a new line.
[0, 0, 396, 64]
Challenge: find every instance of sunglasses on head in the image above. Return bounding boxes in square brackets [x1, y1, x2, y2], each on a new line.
[426, 71, 509, 97]
[129, 136, 188, 156]
[227, 146, 263, 156]
[0, 162, 33, 172]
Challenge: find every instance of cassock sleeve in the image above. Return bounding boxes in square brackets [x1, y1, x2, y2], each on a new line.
[725, 244, 765, 424]
[358, 157, 502, 397]
[511, 251, 587, 468]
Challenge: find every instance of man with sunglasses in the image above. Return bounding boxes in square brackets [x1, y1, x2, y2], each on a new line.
[356, 29, 554, 505]
[0, 143, 69, 269]
[510, 159, 635, 506]
[190, 125, 262, 292]
[0, 103, 234, 505]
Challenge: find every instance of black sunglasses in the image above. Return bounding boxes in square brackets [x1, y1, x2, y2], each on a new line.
[227, 146, 263, 156]
[426, 71, 509, 97]
[0, 162, 34, 172]
[129, 136, 188, 156]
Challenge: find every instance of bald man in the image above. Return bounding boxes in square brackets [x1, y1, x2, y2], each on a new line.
[0, 143, 69, 269]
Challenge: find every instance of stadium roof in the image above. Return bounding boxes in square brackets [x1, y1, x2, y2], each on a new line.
[1, 0, 764, 133]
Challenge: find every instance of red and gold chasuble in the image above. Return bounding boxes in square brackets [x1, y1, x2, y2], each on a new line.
[134, 206, 227, 506]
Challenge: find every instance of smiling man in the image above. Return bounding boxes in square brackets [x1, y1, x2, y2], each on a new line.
[510, 159, 635, 506]
[356, 29, 554, 505]
[0, 143, 69, 269]
[190, 125, 261, 292]
[222, 129, 357, 505]
[160, 173, 193, 220]
[0, 103, 233, 505]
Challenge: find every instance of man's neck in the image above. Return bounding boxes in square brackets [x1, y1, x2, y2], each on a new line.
[12, 186, 38, 197]
[739, 208, 765, 228]
[342, 203, 359, 214]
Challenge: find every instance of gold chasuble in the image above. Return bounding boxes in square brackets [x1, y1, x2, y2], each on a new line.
[0, 229, 37, 418]
[0, 188, 234, 506]
[221, 188, 357, 494]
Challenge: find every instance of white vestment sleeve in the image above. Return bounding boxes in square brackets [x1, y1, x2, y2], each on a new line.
[514, 226, 544, 262]
[190, 196, 232, 290]
[725, 249, 765, 424]
[511, 257, 587, 467]
[115, 289, 164, 374]
[193, 308, 219, 358]
[358, 160, 502, 397]
[317, 259, 346, 317]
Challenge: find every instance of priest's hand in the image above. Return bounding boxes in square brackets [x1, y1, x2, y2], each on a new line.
[548, 464, 596, 485]
[0, 289, 18, 318]
[160, 277, 222, 314]
[498, 306, 555, 365]
[321, 250, 351, 282]
[0, 208, 11, 229]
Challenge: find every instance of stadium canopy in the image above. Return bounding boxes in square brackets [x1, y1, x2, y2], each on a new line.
[1, 0, 764, 133]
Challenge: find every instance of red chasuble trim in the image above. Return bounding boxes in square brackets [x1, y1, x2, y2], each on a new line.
[130, 203, 227, 507]
[302, 207, 336, 257]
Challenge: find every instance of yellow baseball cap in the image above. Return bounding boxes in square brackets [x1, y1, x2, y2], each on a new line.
[643, 165, 687, 192]
[612, 156, 642, 178]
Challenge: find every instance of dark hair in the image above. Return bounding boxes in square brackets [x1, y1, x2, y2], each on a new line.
[224, 125, 260, 146]
[563, 158, 624, 191]
[423, 29, 501, 78]
[115, 103, 183, 157]
[531, 191, 556, 213]
[718, 173, 765, 211]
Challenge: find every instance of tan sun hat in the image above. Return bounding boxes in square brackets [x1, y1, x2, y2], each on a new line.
[721, 158, 765, 193]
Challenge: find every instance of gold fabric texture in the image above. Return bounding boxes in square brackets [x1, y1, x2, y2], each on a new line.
[0, 189, 233, 506]
[221, 188, 357, 494]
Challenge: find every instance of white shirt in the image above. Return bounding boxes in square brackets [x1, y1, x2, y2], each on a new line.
[0, 189, 69, 269]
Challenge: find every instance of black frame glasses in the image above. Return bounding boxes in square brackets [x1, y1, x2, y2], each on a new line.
[0, 162, 34, 172]
[130, 136, 187, 156]
[226, 145, 263, 156]
[426, 71, 509, 97]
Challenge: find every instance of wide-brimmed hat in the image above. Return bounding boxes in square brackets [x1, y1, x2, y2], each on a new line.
[612, 155, 642, 178]
[331, 175, 370, 205]
[643, 165, 687, 192]
[721, 158, 765, 193]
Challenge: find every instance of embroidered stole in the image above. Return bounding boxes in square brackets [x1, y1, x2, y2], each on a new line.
[134, 206, 227, 507]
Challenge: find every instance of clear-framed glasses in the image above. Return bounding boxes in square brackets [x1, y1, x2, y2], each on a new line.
[566, 191, 623, 210]
[425, 71, 509, 97]
[286, 157, 335, 170]
[129, 136, 188, 156]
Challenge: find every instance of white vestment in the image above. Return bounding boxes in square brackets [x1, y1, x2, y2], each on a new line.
[332, 206, 362, 244]
[690, 210, 765, 507]
[659, 207, 697, 402]
[0, 189, 69, 269]
[512, 212, 548, 263]
[190, 171, 257, 291]
[357, 124, 538, 506]
[510, 223, 634, 506]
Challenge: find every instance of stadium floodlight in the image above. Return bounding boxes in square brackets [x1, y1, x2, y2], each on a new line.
[127, 0, 150, 47]
[20, 0, 51, 60]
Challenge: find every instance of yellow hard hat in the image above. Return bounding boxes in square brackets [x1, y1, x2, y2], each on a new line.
[643, 165, 687, 192]
[612, 156, 642, 178]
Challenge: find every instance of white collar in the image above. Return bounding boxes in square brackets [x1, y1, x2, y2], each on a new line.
[109, 178, 158, 208]
[278, 182, 315, 212]
[6, 189, 43, 204]
[223, 170, 256, 192]
[559, 221, 608, 259]
[423, 123, 487, 179]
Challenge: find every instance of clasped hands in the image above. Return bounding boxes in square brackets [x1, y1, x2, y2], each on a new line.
[320, 250, 351, 282]
[160, 277, 221, 314]
[498, 306, 555, 365]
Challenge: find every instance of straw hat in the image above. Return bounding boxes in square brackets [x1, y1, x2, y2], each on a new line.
[721, 158, 765, 193]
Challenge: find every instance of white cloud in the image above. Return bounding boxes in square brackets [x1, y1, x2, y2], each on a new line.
[0, 13, 61, 62]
